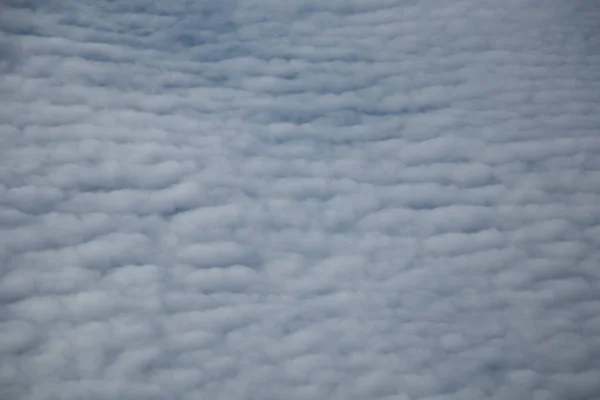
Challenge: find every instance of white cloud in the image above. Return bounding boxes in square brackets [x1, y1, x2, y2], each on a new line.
[1, 0, 600, 399]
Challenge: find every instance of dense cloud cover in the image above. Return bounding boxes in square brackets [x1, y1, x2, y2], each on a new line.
[1, 0, 600, 399]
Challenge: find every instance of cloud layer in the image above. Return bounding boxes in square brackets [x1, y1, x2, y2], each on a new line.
[1, 0, 600, 399]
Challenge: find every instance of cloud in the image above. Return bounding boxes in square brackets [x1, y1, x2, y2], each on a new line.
[1, 0, 600, 399]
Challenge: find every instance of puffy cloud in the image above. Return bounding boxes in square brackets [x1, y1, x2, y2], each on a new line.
[1, 0, 600, 399]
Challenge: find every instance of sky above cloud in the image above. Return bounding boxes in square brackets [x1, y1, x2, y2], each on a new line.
[1, 0, 600, 399]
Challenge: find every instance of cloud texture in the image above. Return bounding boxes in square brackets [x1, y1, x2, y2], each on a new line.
[1, 0, 600, 399]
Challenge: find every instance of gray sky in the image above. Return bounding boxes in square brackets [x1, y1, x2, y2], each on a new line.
[1, 1, 600, 399]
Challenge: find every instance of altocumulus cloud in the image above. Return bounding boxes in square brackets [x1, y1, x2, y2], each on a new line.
[1, 0, 600, 399]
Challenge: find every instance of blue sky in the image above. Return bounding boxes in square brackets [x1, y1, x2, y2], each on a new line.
[1, 1, 600, 399]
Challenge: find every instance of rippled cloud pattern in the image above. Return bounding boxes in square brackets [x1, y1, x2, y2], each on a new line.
[1, 1, 600, 399]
